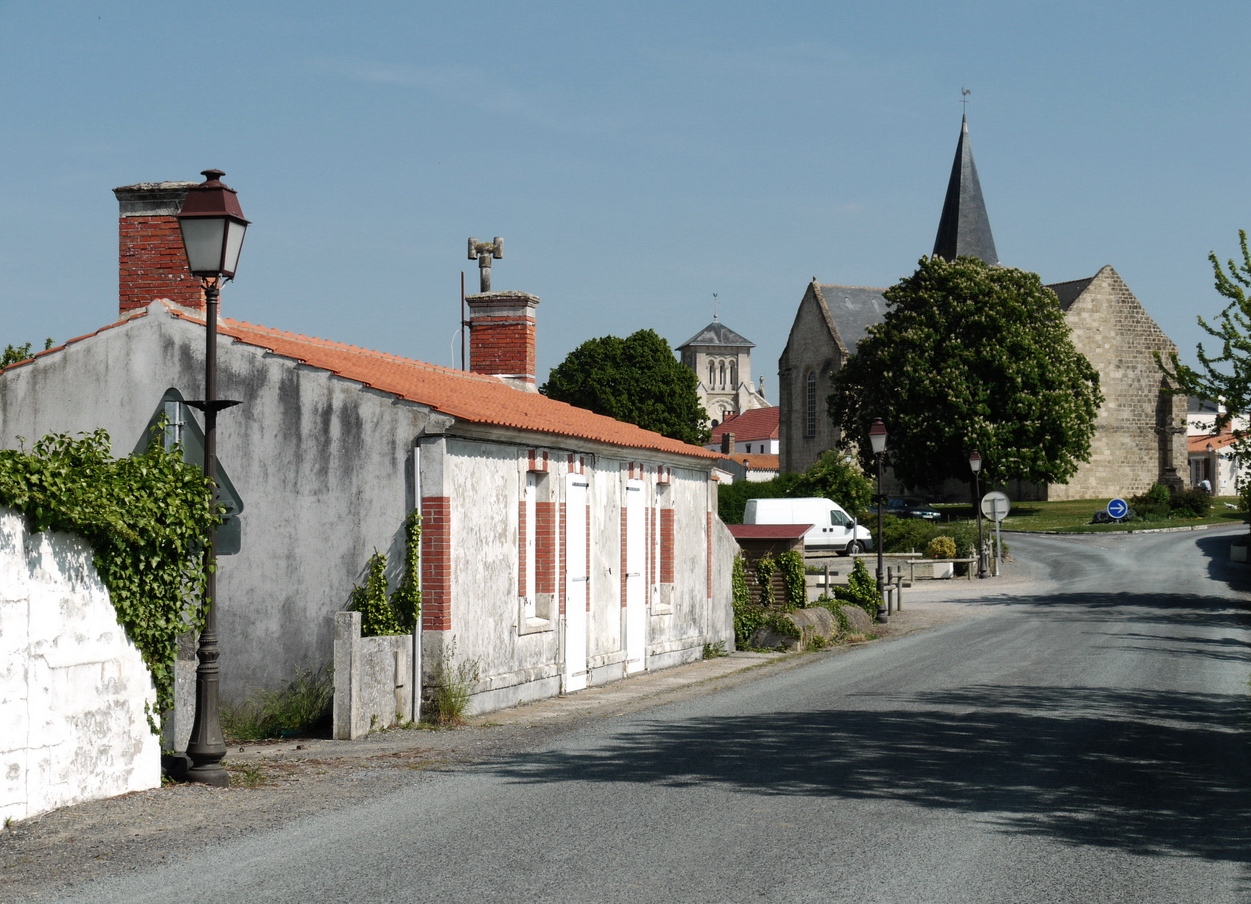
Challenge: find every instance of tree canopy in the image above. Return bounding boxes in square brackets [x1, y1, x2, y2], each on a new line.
[542, 329, 710, 445]
[1160, 230, 1251, 430]
[828, 255, 1103, 489]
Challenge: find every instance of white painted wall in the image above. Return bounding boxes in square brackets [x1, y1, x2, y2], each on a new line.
[0, 508, 160, 823]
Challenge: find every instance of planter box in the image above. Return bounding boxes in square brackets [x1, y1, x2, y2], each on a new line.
[933, 562, 954, 579]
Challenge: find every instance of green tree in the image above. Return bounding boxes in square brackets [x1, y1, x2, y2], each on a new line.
[542, 329, 710, 445]
[2, 338, 54, 367]
[828, 256, 1102, 489]
[1160, 230, 1251, 430]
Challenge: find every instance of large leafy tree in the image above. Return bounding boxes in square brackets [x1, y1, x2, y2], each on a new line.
[828, 255, 1102, 489]
[542, 329, 710, 445]
[1160, 230, 1251, 428]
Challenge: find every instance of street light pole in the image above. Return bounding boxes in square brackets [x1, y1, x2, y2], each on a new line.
[869, 419, 888, 623]
[969, 449, 989, 579]
[176, 170, 249, 787]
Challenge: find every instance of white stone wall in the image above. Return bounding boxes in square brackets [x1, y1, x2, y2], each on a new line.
[0, 508, 160, 824]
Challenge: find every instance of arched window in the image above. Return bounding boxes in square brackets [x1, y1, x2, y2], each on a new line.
[805, 372, 817, 438]
[729, 361, 737, 388]
[708, 361, 715, 386]
[718, 362, 726, 389]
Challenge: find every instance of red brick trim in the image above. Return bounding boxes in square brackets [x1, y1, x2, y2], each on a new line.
[706, 511, 713, 599]
[620, 508, 628, 609]
[421, 496, 452, 631]
[660, 509, 675, 585]
[536, 500, 557, 595]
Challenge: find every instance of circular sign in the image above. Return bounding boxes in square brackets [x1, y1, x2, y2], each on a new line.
[1107, 498, 1129, 520]
[981, 491, 1011, 523]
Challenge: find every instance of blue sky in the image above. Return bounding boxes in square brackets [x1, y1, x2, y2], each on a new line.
[3, 2, 1249, 395]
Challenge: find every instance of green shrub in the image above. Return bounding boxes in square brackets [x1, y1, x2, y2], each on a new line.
[754, 554, 777, 607]
[1171, 487, 1212, 518]
[833, 557, 880, 619]
[926, 535, 957, 559]
[425, 639, 479, 726]
[880, 517, 979, 557]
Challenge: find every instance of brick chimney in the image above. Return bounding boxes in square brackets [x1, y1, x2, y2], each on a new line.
[466, 291, 540, 390]
[113, 181, 204, 316]
[721, 432, 735, 454]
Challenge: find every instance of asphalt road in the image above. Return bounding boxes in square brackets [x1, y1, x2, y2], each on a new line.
[31, 527, 1251, 903]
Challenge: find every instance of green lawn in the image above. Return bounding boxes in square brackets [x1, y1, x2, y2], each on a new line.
[933, 497, 1248, 534]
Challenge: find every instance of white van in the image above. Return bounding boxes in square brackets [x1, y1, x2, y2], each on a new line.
[742, 497, 874, 555]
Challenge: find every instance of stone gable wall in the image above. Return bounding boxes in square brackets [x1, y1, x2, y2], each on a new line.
[779, 288, 844, 474]
[1049, 268, 1187, 500]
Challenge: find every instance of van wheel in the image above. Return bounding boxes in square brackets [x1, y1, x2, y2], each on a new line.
[844, 541, 864, 555]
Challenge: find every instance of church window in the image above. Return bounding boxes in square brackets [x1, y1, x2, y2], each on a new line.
[708, 361, 715, 386]
[730, 361, 737, 388]
[719, 361, 726, 389]
[806, 372, 817, 438]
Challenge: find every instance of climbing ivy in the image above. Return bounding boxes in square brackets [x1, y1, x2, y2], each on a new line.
[0, 429, 219, 730]
[349, 511, 422, 637]
[754, 554, 777, 607]
[777, 550, 807, 611]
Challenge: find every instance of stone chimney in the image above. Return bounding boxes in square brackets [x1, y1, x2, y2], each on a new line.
[466, 291, 540, 390]
[721, 432, 735, 454]
[113, 181, 203, 316]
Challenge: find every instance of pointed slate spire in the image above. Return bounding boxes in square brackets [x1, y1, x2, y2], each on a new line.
[932, 115, 998, 265]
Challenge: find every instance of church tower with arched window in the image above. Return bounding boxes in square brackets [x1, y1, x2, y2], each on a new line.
[677, 319, 769, 427]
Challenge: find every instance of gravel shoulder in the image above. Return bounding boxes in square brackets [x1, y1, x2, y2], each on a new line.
[1, 570, 1030, 903]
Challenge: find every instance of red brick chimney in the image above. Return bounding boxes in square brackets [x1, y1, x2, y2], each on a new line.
[113, 182, 204, 316]
[466, 291, 540, 390]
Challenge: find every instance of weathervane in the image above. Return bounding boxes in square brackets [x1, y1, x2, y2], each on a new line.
[467, 236, 503, 292]
[712, 292, 719, 321]
[961, 85, 971, 114]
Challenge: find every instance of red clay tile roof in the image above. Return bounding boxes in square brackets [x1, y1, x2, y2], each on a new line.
[710, 407, 779, 442]
[162, 306, 717, 461]
[1189, 433, 1240, 454]
[725, 453, 779, 471]
[727, 524, 809, 540]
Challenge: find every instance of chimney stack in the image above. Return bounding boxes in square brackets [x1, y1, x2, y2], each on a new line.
[113, 181, 203, 316]
[721, 432, 735, 454]
[466, 291, 540, 390]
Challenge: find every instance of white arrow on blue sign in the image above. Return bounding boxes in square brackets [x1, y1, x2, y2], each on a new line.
[1107, 498, 1129, 520]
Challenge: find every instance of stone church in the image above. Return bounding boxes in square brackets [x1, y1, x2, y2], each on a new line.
[677, 319, 770, 427]
[778, 115, 1188, 501]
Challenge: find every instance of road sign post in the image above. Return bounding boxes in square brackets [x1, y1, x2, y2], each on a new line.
[981, 491, 1011, 576]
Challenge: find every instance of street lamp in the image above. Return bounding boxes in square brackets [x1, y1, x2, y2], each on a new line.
[968, 449, 989, 579]
[869, 418, 888, 623]
[176, 169, 249, 787]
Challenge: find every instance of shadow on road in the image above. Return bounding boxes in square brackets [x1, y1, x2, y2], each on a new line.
[487, 683, 1250, 864]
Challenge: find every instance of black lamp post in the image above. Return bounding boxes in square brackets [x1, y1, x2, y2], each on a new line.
[869, 418, 888, 623]
[968, 449, 989, 579]
[176, 169, 249, 787]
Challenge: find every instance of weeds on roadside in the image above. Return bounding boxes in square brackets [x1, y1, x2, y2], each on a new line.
[702, 641, 728, 659]
[221, 666, 334, 741]
[423, 639, 479, 727]
[226, 764, 266, 788]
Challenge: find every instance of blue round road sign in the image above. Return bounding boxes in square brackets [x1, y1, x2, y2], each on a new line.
[1107, 498, 1129, 520]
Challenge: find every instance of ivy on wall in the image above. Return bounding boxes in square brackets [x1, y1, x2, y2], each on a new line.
[0, 429, 219, 729]
[349, 510, 422, 636]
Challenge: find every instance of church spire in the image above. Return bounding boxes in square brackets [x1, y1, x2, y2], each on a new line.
[932, 114, 998, 265]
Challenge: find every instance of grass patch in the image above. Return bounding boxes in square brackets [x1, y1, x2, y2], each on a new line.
[981, 497, 1248, 533]
[423, 641, 479, 727]
[225, 763, 266, 788]
[221, 667, 334, 742]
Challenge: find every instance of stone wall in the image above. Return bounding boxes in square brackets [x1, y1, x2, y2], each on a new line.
[0, 508, 161, 823]
[1049, 267, 1187, 500]
[779, 284, 844, 474]
[332, 612, 415, 740]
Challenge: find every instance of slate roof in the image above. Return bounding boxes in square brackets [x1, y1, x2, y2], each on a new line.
[677, 320, 755, 351]
[1045, 276, 1096, 312]
[1, 303, 718, 462]
[932, 115, 999, 265]
[816, 284, 888, 349]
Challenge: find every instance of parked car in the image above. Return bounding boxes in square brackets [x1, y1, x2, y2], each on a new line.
[875, 495, 943, 521]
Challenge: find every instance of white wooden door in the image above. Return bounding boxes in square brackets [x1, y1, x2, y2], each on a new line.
[564, 474, 589, 692]
[624, 479, 646, 674]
